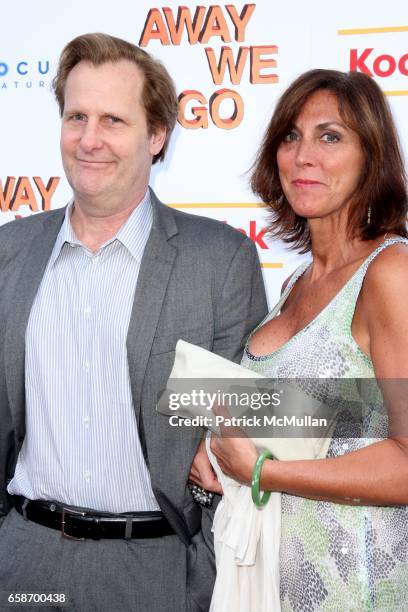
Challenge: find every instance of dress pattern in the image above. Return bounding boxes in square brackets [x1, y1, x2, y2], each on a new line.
[241, 238, 408, 612]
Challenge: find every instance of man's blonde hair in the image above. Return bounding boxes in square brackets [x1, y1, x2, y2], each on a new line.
[53, 32, 178, 164]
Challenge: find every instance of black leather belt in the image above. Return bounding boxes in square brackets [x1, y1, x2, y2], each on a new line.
[14, 496, 175, 540]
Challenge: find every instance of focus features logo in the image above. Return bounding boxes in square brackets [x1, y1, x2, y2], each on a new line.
[0, 59, 51, 91]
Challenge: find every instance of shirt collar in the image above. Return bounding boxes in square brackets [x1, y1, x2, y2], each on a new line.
[115, 189, 153, 260]
[49, 190, 153, 267]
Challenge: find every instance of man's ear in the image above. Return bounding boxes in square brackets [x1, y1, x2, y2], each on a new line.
[150, 126, 167, 157]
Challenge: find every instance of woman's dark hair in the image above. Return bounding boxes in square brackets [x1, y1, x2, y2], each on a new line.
[251, 69, 407, 252]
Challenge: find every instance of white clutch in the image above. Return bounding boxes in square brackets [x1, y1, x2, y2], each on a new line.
[157, 339, 336, 460]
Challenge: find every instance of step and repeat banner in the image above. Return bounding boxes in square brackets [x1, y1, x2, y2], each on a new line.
[1, 0, 407, 305]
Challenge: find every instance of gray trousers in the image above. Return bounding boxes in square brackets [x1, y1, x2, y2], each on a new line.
[0, 509, 196, 612]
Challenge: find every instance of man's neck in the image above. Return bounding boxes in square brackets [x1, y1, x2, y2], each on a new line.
[70, 194, 147, 253]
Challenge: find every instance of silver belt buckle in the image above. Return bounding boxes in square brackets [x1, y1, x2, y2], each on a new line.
[61, 506, 87, 540]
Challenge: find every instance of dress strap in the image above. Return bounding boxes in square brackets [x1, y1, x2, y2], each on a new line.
[267, 260, 310, 321]
[246, 259, 310, 338]
[283, 260, 310, 295]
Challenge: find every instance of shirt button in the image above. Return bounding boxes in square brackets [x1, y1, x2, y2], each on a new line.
[84, 360, 90, 370]
[84, 306, 92, 315]
[342, 443, 349, 451]
[84, 471, 91, 482]
[83, 415, 90, 426]
[91, 256, 100, 264]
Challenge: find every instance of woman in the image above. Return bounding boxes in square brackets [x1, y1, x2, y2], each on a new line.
[203, 69, 408, 610]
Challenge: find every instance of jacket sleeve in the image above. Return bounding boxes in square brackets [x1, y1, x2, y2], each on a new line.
[212, 234, 268, 362]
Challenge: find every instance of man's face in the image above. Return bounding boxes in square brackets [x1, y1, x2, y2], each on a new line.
[60, 60, 166, 212]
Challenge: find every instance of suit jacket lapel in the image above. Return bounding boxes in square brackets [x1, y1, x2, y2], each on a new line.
[4, 210, 65, 435]
[130, 196, 204, 540]
[127, 190, 177, 423]
[127, 195, 194, 538]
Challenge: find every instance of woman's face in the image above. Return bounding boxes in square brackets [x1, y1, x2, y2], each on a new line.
[276, 90, 365, 221]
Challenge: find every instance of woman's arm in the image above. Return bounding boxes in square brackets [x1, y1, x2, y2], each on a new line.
[210, 244, 408, 505]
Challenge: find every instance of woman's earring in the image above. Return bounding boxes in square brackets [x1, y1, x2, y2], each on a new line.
[367, 205, 372, 225]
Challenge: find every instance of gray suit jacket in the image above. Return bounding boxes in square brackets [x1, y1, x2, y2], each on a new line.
[0, 188, 268, 609]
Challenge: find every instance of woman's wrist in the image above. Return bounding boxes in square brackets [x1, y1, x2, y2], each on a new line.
[251, 450, 274, 507]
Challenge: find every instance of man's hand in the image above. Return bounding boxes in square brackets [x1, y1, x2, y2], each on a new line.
[189, 439, 223, 494]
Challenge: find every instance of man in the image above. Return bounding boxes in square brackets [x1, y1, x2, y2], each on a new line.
[0, 33, 267, 611]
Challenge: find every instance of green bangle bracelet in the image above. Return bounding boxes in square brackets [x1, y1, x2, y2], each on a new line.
[251, 450, 274, 507]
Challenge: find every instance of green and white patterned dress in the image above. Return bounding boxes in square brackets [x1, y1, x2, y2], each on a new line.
[241, 237, 408, 612]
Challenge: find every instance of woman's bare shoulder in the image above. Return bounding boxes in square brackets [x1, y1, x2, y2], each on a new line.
[361, 241, 408, 333]
[361, 241, 408, 376]
[363, 241, 408, 297]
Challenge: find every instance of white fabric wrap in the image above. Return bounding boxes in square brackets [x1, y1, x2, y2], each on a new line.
[157, 340, 333, 612]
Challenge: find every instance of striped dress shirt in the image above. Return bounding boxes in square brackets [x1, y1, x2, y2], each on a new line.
[8, 191, 161, 512]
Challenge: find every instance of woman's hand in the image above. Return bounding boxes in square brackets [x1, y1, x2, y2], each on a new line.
[209, 405, 258, 485]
